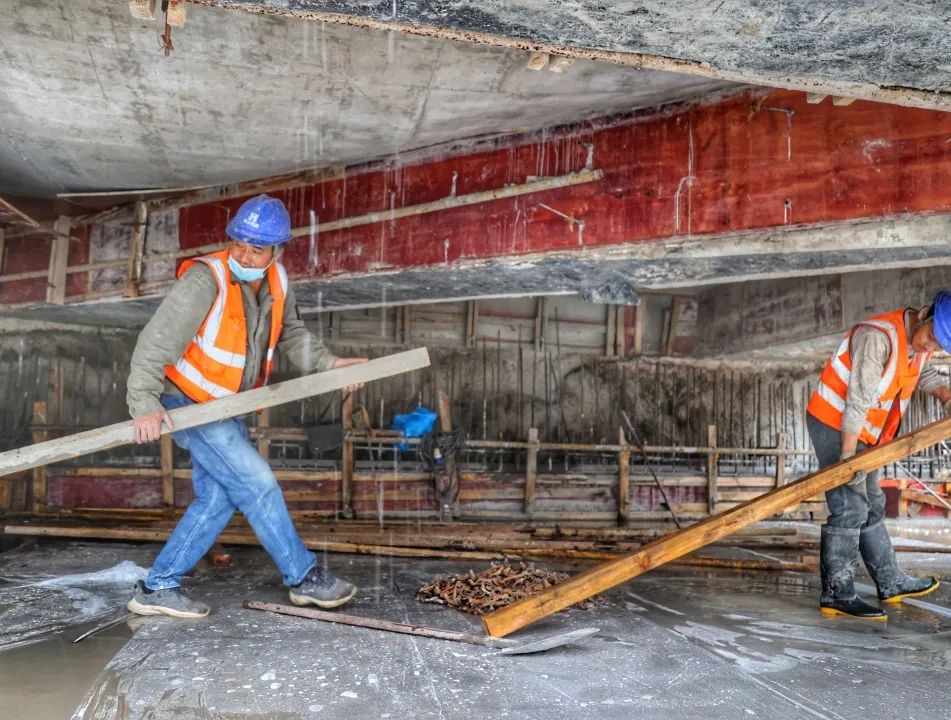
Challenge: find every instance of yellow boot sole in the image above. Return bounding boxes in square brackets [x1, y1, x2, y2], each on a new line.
[819, 606, 887, 622]
[882, 579, 940, 604]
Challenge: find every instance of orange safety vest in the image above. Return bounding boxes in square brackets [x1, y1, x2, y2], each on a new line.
[165, 249, 288, 403]
[807, 309, 930, 446]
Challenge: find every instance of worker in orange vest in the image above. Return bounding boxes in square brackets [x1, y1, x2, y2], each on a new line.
[806, 292, 951, 620]
[125, 194, 366, 619]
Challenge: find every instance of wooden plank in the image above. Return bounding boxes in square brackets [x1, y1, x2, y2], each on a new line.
[31, 401, 47, 513]
[901, 489, 951, 512]
[0, 348, 430, 478]
[288, 170, 602, 239]
[525, 428, 539, 515]
[480, 415, 951, 637]
[0, 228, 5, 274]
[46, 216, 71, 305]
[617, 428, 630, 524]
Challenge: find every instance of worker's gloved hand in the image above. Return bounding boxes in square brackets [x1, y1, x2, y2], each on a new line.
[839, 448, 866, 487]
[847, 469, 868, 488]
[133, 410, 175, 444]
[943, 398, 951, 416]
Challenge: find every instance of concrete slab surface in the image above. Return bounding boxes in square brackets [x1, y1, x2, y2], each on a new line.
[1, 538, 950, 719]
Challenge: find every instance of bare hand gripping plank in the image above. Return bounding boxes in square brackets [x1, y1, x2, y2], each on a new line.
[0, 347, 430, 479]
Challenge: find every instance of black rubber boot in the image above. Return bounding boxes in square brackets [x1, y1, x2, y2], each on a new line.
[820, 525, 887, 621]
[860, 520, 940, 604]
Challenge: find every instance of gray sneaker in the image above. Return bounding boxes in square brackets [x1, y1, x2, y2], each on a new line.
[289, 567, 357, 609]
[127, 580, 211, 619]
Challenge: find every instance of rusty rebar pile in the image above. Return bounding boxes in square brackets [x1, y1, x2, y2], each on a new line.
[417, 560, 605, 615]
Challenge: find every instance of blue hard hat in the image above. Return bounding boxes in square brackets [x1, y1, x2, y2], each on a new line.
[226, 194, 292, 246]
[933, 290, 951, 352]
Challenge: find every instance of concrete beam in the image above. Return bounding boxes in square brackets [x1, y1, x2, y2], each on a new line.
[6, 213, 951, 329]
[194, 0, 951, 110]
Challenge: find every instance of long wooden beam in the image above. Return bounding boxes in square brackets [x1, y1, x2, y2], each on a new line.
[481, 415, 951, 637]
[0, 348, 429, 478]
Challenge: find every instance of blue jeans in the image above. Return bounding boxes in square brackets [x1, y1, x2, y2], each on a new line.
[145, 393, 316, 590]
[806, 413, 886, 530]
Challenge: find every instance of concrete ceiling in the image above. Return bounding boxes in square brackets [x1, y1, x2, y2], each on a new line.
[207, 0, 951, 111]
[0, 0, 734, 198]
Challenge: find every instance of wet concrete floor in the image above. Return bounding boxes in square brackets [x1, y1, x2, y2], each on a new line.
[2, 534, 951, 719]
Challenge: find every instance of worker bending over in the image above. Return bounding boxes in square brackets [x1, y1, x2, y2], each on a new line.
[126, 194, 365, 618]
[807, 292, 950, 620]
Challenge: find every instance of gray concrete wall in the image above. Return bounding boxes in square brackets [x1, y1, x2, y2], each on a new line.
[695, 266, 951, 357]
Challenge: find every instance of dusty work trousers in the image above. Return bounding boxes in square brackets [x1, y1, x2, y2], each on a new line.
[806, 413, 886, 530]
[144, 393, 316, 591]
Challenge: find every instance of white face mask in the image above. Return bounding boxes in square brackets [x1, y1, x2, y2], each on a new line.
[227, 254, 266, 282]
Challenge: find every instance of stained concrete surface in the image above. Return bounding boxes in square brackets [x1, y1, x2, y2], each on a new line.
[212, 0, 951, 104]
[2, 536, 951, 719]
[0, 1, 731, 197]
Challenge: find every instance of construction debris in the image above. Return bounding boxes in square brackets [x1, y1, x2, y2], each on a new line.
[417, 560, 607, 615]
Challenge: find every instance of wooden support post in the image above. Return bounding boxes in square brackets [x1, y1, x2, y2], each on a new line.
[160, 434, 174, 510]
[534, 298, 546, 352]
[617, 428, 630, 525]
[466, 300, 479, 348]
[48, 359, 64, 426]
[31, 401, 47, 513]
[481, 414, 951, 637]
[0, 348, 431, 478]
[665, 296, 687, 356]
[707, 425, 718, 515]
[46, 216, 71, 305]
[403, 306, 413, 345]
[898, 478, 910, 518]
[436, 391, 458, 518]
[615, 304, 627, 359]
[632, 302, 644, 356]
[775, 432, 787, 488]
[256, 407, 271, 460]
[604, 306, 617, 357]
[129, 0, 157, 20]
[124, 201, 148, 298]
[341, 393, 355, 519]
[525, 428, 539, 516]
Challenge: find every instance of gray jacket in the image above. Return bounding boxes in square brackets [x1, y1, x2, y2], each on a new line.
[127, 263, 337, 417]
[843, 309, 944, 435]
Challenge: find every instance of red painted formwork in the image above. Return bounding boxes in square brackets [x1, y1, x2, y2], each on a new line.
[5, 89, 949, 303]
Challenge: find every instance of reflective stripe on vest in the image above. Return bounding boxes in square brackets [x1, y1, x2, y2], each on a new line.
[165, 249, 287, 403]
[806, 309, 929, 446]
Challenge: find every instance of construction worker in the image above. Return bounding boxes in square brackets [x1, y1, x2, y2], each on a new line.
[125, 194, 365, 619]
[806, 291, 951, 620]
